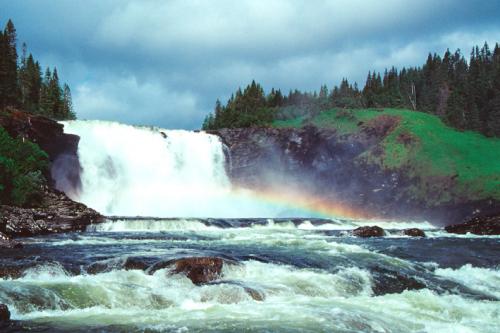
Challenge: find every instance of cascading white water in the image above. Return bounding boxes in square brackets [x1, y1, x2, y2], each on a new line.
[61, 120, 302, 217]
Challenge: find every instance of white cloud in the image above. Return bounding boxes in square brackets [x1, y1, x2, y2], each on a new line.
[95, 0, 447, 61]
[3, 0, 499, 128]
[73, 75, 201, 129]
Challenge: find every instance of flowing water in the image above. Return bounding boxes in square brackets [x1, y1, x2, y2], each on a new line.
[1, 121, 499, 332]
[1, 219, 499, 332]
[55, 120, 315, 218]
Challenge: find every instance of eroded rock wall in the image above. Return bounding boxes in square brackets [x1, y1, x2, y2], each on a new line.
[212, 126, 500, 225]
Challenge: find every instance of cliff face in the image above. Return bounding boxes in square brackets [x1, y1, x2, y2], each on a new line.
[0, 108, 82, 193]
[213, 126, 500, 225]
[0, 108, 78, 161]
[0, 109, 103, 243]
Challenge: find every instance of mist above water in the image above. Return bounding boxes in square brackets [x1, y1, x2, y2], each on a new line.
[60, 120, 309, 218]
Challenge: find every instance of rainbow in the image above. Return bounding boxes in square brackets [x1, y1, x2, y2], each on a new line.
[233, 186, 375, 220]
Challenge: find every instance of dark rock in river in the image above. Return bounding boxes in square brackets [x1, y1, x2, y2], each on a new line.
[123, 257, 150, 271]
[87, 257, 150, 274]
[371, 267, 426, 296]
[208, 280, 266, 301]
[150, 257, 224, 284]
[0, 232, 22, 249]
[352, 226, 385, 237]
[0, 264, 25, 279]
[445, 214, 500, 235]
[0, 188, 103, 237]
[401, 228, 426, 237]
[170, 257, 224, 284]
[0, 304, 10, 322]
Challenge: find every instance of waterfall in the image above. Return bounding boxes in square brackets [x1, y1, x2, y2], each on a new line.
[59, 120, 302, 218]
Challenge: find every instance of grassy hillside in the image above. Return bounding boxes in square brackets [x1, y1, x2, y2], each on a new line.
[273, 108, 500, 204]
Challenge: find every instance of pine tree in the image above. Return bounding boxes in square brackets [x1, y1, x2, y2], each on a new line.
[62, 84, 76, 120]
[488, 58, 500, 136]
[27, 57, 42, 113]
[40, 67, 52, 116]
[0, 20, 20, 108]
[488, 95, 500, 136]
[48, 68, 63, 119]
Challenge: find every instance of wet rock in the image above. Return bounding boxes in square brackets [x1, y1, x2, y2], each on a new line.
[401, 228, 426, 237]
[445, 215, 500, 235]
[244, 286, 265, 301]
[0, 304, 10, 322]
[0, 188, 104, 238]
[151, 257, 224, 284]
[87, 257, 149, 274]
[171, 257, 223, 284]
[371, 268, 426, 295]
[86, 261, 110, 275]
[123, 257, 149, 271]
[0, 232, 22, 249]
[352, 226, 385, 237]
[208, 280, 265, 301]
[0, 266, 23, 279]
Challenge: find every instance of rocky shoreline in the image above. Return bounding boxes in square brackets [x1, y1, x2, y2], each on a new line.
[0, 188, 103, 244]
[0, 109, 103, 248]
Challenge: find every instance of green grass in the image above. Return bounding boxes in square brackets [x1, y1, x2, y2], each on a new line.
[273, 116, 306, 128]
[273, 108, 500, 202]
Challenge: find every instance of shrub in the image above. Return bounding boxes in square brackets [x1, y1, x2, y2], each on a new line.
[0, 126, 48, 206]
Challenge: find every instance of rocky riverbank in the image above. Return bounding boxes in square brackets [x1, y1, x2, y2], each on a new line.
[212, 126, 500, 225]
[0, 109, 103, 247]
[1, 188, 103, 239]
[445, 214, 500, 235]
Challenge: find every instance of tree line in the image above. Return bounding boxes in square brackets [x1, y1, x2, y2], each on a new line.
[0, 19, 75, 120]
[203, 42, 500, 137]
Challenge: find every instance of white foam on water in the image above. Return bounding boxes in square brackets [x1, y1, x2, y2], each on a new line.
[435, 264, 500, 299]
[88, 219, 220, 232]
[350, 219, 439, 230]
[1, 261, 499, 332]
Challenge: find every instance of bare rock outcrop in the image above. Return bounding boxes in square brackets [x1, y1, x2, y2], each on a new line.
[445, 215, 500, 235]
[0, 188, 103, 238]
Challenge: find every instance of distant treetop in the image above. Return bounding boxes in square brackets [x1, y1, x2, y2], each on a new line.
[0, 19, 76, 120]
[203, 42, 500, 137]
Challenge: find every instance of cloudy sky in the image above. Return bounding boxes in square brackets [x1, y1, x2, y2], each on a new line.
[1, 0, 499, 129]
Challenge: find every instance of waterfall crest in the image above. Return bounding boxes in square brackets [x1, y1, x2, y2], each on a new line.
[60, 120, 297, 217]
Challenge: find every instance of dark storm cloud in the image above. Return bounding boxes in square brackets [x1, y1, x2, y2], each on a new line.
[1, 0, 499, 129]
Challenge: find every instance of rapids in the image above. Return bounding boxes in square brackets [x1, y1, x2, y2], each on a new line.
[0, 218, 499, 332]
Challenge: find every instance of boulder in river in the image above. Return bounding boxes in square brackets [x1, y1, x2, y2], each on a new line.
[207, 280, 266, 301]
[352, 226, 385, 237]
[87, 257, 150, 274]
[171, 257, 223, 284]
[0, 232, 22, 249]
[150, 257, 224, 284]
[123, 257, 150, 271]
[401, 228, 426, 237]
[0, 304, 10, 322]
[0, 265, 25, 279]
[371, 267, 426, 295]
[445, 215, 500, 235]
